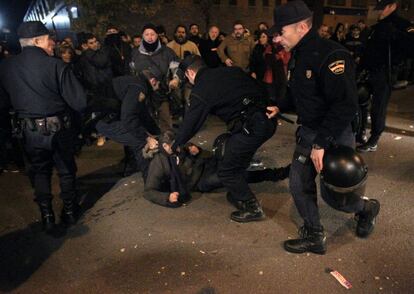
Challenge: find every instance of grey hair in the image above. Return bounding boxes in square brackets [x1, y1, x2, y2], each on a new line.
[19, 35, 47, 48]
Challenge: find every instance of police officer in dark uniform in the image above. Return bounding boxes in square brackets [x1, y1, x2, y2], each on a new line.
[268, 1, 380, 254]
[173, 55, 277, 222]
[96, 74, 161, 179]
[357, 0, 414, 152]
[0, 22, 87, 233]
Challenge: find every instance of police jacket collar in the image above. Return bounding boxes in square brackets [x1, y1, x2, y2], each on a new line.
[293, 28, 319, 53]
[194, 67, 209, 84]
[22, 45, 48, 56]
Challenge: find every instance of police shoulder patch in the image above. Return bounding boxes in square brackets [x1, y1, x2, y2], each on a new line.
[328, 60, 345, 75]
[407, 26, 414, 33]
[138, 92, 146, 102]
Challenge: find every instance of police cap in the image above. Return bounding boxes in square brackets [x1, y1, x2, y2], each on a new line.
[374, 0, 396, 10]
[268, 0, 313, 35]
[17, 21, 49, 38]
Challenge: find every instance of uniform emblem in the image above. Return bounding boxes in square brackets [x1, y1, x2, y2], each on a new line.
[328, 60, 345, 75]
[138, 92, 146, 102]
[407, 26, 414, 33]
[306, 70, 312, 79]
[287, 70, 291, 81]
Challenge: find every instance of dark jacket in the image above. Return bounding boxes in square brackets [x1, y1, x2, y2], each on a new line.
[362, 11, 414, 71]
[199, 38, 222, 68]
[79, 47, 113, 91]
[278, 29, 358, 149]
[249, 43, 267, 81]
[144, 149, 211, 207]
[173, 66, 266, 148]
[0, 46, 86, 118]
[104, 34, 132, 77]
[112, 76, 160, 140]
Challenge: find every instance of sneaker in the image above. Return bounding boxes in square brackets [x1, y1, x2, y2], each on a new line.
[356, 199, 380, 238]
[357, 138, 378, 152]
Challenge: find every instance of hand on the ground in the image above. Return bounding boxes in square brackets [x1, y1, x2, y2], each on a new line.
[266, 106, 279, 119]
[146, 137, 158, 150]
[225, 59, 233, 67]
[169, 192, 179, 203]
[310, 148, 325, 173]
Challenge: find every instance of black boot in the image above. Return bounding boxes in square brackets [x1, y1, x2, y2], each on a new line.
[268, 165, 291, 181]
[284, 225, 327, 255]
[61, 199, 79, 226]
[356, 199, 380, 238]
[230, 197, 265, 223]
[38, 200, 55, 233]
[226, 193, 245, 210]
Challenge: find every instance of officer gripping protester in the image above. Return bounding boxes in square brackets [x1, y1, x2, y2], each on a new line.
[357, 0, 414, 152]
[268, 1, 381, 254]
[0, 22, 87, 234]
[172, 54, 280, 222]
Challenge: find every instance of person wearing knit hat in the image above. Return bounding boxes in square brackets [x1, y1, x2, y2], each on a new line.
[130, 24, 181, 132]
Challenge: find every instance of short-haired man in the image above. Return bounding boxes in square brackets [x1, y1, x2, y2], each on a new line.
[268, 0, 380, 254]
[217, 21, 255, 72]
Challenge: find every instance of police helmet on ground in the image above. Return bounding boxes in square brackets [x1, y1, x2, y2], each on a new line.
[321, 145, 368, 209]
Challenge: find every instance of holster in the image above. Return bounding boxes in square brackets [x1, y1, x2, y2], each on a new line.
[22, 114, 72, 136]
[294, 136, 312, 165]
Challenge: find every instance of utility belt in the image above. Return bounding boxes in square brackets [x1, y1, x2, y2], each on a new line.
[18, 114, 72, 136]
[227, 97, 265, 135]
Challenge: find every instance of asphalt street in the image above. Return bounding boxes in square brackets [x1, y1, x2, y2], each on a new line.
[0, 86, 413, 293]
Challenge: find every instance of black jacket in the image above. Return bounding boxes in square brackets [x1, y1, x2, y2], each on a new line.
[79, 47, 113, 91]
[112, 76, 160, 140]
[362, 11, 414, 71]
[174, 67, 266, 148]
[104, 34, 132, 77]
[199, 38, 222, 68]
[0, 46, 86, 118]
[249, 43, 267, 81]
[279, 29, 358, 149]
[144, 149, 210, 207]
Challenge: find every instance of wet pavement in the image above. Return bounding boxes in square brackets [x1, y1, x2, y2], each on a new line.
[0, 86, 413, 293]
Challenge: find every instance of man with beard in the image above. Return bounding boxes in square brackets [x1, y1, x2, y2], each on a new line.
[188, 23, 202, 47]
[199, 25, 222, 68]
[167, 25, 200, 60]
[217, 21, 255, 72]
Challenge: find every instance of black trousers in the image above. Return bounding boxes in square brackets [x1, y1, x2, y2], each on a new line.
[23, 128, 77, 203]
[289, 126, 365, 229]
[367, 69, 391, 141]
[217, 112, 276, 201]
[96, 120, 149, 177]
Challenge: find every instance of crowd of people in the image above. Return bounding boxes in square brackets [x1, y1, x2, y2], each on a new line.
[0, 0, 413, 255]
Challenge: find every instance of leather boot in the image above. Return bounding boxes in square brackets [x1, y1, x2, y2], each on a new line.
[356, 199, 380, 238]
[38, 200, 55, 233]
[61, 199, 79, 226]
[226, 193, 245, 210]
[230, 197, 265, 223]
[267, 165, 291, 181]
[284, 225, 327, 255]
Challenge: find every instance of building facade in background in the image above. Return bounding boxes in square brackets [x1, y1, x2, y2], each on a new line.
[24, 0, 413, 41]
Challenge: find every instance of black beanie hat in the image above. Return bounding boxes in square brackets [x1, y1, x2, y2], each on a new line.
[142, 23, 158, 34]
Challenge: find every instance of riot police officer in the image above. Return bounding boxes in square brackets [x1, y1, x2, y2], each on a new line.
[268, 1, 380, 254]
[173, 55, 277, 222]
[0, 22, 87, 233]
[96, 74, 161, 179]
[357, 0, 414, 152]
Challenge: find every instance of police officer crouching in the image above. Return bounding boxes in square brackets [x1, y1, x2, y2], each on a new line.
[173, 55, 278, 222]
[0, 22, 87, 233]
[268, 1, 381, 254]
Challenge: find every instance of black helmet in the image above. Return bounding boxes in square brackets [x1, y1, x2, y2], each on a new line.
[357, 83, 371, 107]
[212, 133, 231, 160]
[321, 145, 368, 209]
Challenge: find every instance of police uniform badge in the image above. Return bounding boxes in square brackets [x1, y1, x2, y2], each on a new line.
[328, 60, 345, 75]
[306, 70, 312, 79]
[138, 92, 146, 102]
[407, 26, 414, 33]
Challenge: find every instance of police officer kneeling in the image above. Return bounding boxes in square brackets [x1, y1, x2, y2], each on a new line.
[173, 55, 277, 222]
[268, 1, 380, 254]
[0, 22, 87, 233]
